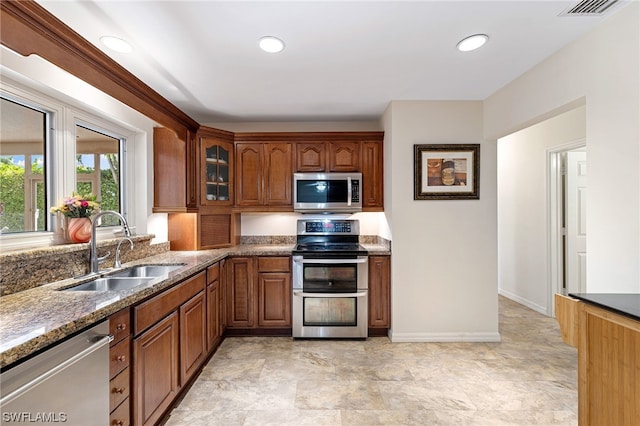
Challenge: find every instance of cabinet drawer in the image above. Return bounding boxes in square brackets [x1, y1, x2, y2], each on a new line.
[110, 396, 130, 426]
[257, 256, 290, 273]
[110, 367, 130, 411]
[110, 337, 130, 379]
[134, 272, 206, 335]
[207, 262, 220, 284]
[110, 308, 131, 346]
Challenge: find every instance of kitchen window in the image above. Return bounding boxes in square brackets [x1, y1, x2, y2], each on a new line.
[0, 89, 129, 249]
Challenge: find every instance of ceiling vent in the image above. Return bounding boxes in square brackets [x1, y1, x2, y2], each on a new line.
[560, 0, 619, 16]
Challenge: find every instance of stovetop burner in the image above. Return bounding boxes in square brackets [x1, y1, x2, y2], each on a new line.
[293, 219, 368, 256]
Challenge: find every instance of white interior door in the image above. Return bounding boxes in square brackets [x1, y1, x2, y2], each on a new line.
[566, 150, 587, 293]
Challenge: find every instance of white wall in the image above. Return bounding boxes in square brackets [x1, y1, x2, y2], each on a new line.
[486, 2, 640, 293]
[384, 101, 499, 342]
[498, 106, 586, 313]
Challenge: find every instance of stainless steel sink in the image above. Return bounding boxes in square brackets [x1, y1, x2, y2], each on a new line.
[110, 264, 185, 278]
[64, 277, 154, 292]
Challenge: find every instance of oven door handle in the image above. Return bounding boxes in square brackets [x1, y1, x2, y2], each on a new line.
[293, 290, 367, 298]
[293, 258, 368, 264]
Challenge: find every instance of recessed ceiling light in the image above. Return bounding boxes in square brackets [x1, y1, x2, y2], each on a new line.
[259, 36, 285, 53]
[100, 36, 133, 53]
[457, 34, 489, 52]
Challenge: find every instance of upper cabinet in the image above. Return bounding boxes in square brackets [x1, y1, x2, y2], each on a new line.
[294, 140, 361, 172]
[328, 141, 360, 172]
[200, 132, 234, 207]
[153, 127, 198, 213]
[155, 129, 383, 220]
[235, 142, 293, 208]
[295, 143, 325, 172]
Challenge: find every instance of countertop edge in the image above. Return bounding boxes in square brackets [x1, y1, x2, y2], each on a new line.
[568, 293, 640, 322]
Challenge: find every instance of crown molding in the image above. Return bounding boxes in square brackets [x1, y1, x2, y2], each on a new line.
[0, 0, 199, 137]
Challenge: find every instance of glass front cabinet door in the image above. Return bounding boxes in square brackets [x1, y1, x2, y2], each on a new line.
[201, 138, 233, 206]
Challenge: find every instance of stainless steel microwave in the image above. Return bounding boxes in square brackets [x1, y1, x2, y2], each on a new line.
[293, 172, 362, 213]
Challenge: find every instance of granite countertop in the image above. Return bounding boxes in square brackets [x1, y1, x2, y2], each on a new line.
[568, 293, 640, 322]
[0, 243, 390, 369]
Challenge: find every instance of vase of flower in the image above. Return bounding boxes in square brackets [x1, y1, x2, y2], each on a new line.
[66, 217, 92, 243]
[51, 191, 99, 244]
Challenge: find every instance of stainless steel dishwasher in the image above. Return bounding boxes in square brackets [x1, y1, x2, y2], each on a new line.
[1, 321, 112, 425]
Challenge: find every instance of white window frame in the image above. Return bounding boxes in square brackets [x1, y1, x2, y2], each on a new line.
[0, 80, 137, 252]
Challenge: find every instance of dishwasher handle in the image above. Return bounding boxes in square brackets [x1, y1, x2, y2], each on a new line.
[0, 334, 113, 406]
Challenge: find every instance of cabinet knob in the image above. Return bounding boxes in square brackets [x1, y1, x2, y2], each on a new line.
[116, 323, 126, 331]
[113, 387, 125, 394]
[112, 420, 124, 426]
[117, 355, 126, 362]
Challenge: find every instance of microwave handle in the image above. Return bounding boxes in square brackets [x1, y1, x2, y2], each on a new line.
[347, 176, 352, 206]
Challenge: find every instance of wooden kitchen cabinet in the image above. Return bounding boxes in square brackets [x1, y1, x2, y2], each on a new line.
[201, 132, 234, 207]
[109, 308, 131, 426]
[368, 256, 391, 331]
[294, 140, 361, 172]
[235, 142, 292, 208]
[153, 127, 198, 212]
[227, 257, 255, 327]
[555, 294, 640, 426]
[133, 311, 179, 426]
[328, 141, 360, 172]
[179, 290, 207, 384]
[166, 126, 240, 250]
[206, 262, 222, 351]
[227, 256, 292, 332]
[361, 140, 384, 210]
[295, 142, 325, 172]
[257, 257, 291, 327]
[133, 272, 207, 426]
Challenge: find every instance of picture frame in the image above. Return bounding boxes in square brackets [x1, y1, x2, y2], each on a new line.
[414, 144, 480, 200]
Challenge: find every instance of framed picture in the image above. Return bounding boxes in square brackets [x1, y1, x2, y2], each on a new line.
[414, 144, 480, 200]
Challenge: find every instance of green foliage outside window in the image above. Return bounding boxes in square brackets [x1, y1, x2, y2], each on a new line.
[0, 156, 120, 232]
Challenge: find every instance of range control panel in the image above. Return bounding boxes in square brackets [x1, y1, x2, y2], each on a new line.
[297, 219, 359, 236]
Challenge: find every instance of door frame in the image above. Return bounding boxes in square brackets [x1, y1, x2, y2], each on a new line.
[546, 139, 585, 317]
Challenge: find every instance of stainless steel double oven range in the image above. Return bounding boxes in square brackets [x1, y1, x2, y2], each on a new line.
[292, 218, 369, 339]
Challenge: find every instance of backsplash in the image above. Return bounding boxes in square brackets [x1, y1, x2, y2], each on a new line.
[0, 235, 169, 296]
[240, 234, 390, 248]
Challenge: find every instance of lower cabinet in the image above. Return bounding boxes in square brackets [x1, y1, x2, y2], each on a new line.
[227, 257, 255, 327]
[368, 255, 391, 331]
[227, 256, 292, 330]
[206, 262, 222, 351]
[257, 257, 291, 327]
[133, 312, 179, 426]
[179, 291, 207, 383]
[132, 271, 212, 426]
[109, 308, 131, 426]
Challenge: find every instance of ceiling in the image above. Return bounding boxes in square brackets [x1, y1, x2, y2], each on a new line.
[36, 0, 629, 124]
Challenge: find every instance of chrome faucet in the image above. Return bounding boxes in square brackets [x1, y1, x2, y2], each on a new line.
[89, 210, 131, 274]
[115, 237, 134, 268]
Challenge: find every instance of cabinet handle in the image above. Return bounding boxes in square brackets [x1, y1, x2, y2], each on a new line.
[116, 323, 126, 331]
[112, 387, 125, 394]
[117, 355, 126, 362]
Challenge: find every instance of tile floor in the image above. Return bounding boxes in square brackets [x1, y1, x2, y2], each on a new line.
[165, 296, 578, 425]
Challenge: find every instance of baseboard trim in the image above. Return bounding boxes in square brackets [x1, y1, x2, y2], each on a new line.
[388, 331, 501, 343]
[498, 288, 549, 316]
